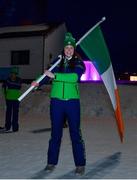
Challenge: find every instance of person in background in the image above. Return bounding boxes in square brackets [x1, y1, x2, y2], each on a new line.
[1, 67, 22, 132]
[32, 32, 86, 175]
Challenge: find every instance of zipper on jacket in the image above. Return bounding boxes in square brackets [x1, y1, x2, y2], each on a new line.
[63, 82, 65, 98]
[75, 85, 79, 95]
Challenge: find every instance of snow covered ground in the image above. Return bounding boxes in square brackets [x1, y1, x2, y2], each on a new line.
[0, 83, 137, 179]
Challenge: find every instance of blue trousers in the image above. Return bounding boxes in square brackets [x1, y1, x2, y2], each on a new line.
[47, 98, 86, 166]
[5, 100, 19, 131]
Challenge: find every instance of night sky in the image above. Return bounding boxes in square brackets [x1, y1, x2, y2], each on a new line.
[0, 0, 137, 74]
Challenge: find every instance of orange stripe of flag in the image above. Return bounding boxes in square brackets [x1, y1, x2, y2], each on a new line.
[114, 89, 124, 143]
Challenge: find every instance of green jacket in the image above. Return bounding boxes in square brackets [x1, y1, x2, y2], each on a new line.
[50, 73, 80, 100]
[4, 89, 21, 100]
[2, 77, 22, 100]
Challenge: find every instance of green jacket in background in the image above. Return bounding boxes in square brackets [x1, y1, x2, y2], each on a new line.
[2, 77, 22, 100]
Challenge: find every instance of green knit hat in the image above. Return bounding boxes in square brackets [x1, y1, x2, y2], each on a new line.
[11, 67, 19, 75]
[64, 32, 76, 48]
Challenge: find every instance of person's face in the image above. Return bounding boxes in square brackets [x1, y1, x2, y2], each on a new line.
[64, 45, 74, 58]
[10, 73, 17, 80]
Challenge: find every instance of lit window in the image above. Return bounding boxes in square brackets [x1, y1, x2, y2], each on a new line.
[130, 76, 137, 81]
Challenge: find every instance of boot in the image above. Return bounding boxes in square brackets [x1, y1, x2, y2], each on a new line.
[75, 166, 85, 175]
[44, 164, 55, 172]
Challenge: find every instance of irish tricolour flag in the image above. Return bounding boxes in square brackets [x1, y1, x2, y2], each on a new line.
[77, 17, 124, 142]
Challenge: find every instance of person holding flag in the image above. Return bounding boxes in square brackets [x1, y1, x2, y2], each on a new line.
[18, 17, 124, 176]
[32, 32, 86, 175]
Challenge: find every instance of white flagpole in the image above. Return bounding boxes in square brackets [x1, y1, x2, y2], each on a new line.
[18, 55, 62, 102]
[76, 17, 106, 46]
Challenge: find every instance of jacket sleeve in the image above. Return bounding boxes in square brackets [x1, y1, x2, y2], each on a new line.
[39, 76, 50, 87]
[74, 59, 86, 81]
[39, 57, 61, 86]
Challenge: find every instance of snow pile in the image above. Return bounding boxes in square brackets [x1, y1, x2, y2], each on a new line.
[0, 82, 137, 179]
[0, 82, 137, 119]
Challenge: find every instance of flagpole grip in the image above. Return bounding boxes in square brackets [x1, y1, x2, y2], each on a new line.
[18, 56, 62, 102]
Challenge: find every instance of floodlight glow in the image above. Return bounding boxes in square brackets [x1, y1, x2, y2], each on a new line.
[81, 61, 101, 81]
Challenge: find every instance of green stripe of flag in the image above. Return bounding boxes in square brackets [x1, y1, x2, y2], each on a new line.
[79, 26, 111, 75]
